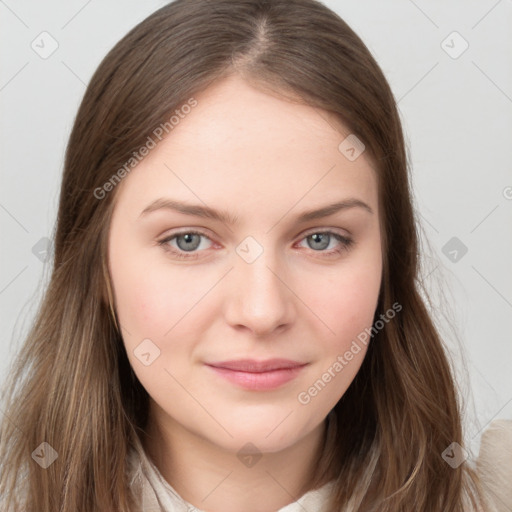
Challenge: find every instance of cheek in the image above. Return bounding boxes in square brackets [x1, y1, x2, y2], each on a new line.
[294, 259, 381, 411]
[110, 245, 211, 345]
[111, 258, 210, 395]
[299, 253, 382, 350]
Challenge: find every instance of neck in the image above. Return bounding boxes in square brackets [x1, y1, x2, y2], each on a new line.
[141, 403, 330, 512]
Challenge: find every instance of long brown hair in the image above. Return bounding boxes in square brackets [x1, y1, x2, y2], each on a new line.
[0, 0, 487, 510]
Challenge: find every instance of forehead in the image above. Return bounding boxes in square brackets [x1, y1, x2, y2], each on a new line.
[112, 75, 378, 222]
[166, 74, 365, 160]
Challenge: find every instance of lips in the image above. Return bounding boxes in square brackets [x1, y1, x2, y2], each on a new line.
[205, 359, 309, 391]
[206, 358, 307, 372]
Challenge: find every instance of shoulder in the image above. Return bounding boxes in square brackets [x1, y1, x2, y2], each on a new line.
[475, 419, 512, 512]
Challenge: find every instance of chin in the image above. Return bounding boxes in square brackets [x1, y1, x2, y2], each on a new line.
[211, 410, 320, 454]
[219, 428, 304, 456]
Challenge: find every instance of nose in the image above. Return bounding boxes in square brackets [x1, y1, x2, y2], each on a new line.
[224, 243, 295, 337]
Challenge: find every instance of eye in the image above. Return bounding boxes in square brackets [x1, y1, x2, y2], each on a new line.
[158, 230, 214, 260]
[295, 230, 353, 257]
[157, 229, 353, 260]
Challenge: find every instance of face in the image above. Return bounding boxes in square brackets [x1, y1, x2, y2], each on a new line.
[108, 74, 382, 454]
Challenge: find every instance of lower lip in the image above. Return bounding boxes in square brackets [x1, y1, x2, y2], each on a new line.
[206, 364, 307, 390]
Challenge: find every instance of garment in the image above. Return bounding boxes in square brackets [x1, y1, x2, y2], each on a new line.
[127, 419, 512, 512]
[476, 419, 512, 512]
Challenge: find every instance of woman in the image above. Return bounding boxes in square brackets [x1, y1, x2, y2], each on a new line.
[0, 0, 510, 511]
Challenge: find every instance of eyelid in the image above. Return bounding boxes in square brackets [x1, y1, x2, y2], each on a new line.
[299, 226, 351, 238]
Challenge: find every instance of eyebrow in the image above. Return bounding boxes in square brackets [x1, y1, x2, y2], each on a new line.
[138, 197, 373, 225]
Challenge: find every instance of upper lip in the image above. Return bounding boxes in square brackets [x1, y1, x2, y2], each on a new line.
[206, 359, 308, 372]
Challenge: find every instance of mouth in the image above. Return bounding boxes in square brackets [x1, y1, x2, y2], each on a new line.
[205, 359, 309, 390]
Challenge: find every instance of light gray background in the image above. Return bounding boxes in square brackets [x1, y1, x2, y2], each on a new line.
[1, 0, 511, 456]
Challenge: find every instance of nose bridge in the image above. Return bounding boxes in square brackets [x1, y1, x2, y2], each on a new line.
[226, 234, 292, 334]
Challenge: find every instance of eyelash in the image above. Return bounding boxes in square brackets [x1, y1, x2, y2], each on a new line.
[157, 229, 354, 260]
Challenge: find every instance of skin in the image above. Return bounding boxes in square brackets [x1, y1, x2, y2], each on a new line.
[108, 74, 382, 512]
